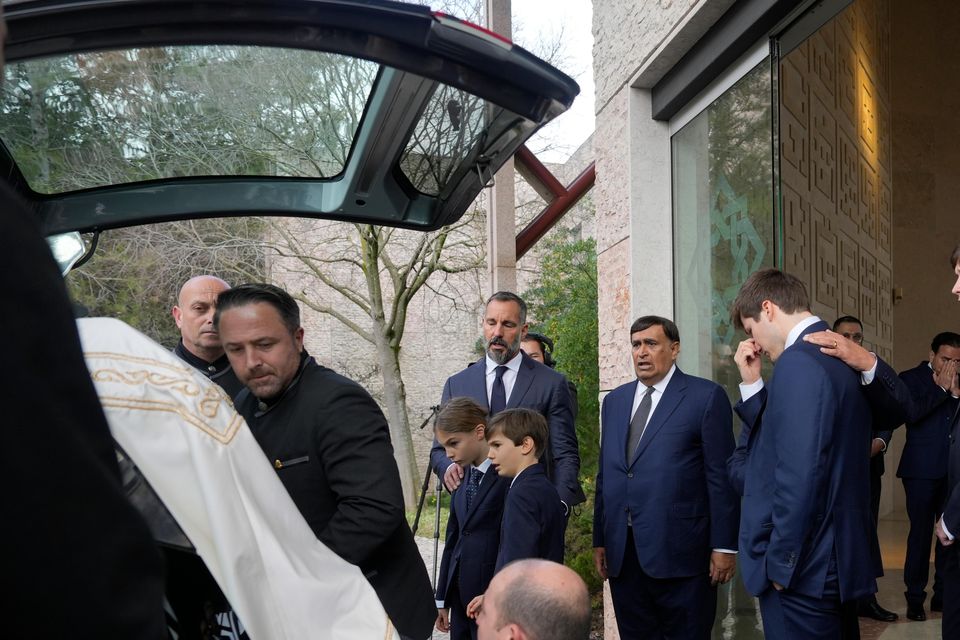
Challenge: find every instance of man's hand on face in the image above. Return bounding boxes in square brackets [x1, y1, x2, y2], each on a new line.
[934, 359, 959, 394]
[734, 339, 763, 385]
[443, 462, 464, 492]
[803, 330, 876, 372]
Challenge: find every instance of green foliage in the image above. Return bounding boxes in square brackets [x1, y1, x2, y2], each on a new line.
[523, 230, 600, 596]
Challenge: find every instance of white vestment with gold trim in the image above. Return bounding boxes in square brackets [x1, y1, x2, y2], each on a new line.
[77, 317, 399, 640]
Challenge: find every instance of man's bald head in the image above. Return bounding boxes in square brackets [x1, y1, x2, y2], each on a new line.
[477, 559, 590, 640]
[173, 275, 231, 362]
[177, 275, 230, 307]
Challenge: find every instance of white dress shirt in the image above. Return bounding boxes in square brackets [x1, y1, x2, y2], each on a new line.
[485, 351, 523, 405]
[629, 364, 676, 436]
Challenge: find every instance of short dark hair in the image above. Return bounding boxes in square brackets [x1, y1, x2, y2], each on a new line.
[832, 315, 862, 331]
[486, 408, 548, 458]
[213, 283, 301, 334]
[629, 315, 680, 343]
[497, 571, 591, 640]
[932, 332, 960, 353]
[435, 397, 487, 434]
[951, 244, 960, 269]
[731, 268, 810, 330]
[486, 291, 527, 325]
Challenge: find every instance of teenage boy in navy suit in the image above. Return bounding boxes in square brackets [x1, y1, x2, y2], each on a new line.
[465, 408, 566, 620]
[434, 398, 508, 640]
[728, 269, 875, 638]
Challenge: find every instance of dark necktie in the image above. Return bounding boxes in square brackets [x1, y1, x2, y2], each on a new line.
[466, 467, 483, 510]
[490, 365, 507, 415]
[626, 386, 655, 459]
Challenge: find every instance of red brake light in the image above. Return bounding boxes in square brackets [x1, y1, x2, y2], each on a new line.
[432, 11, 513, 48]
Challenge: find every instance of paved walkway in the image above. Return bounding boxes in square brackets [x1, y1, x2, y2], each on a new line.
[415, 535, 448, 639]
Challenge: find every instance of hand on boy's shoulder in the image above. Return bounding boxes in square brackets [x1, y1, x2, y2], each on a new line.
[443, 462, 464, 492]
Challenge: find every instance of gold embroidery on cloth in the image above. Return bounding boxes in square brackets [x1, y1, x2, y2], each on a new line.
[85, 351, 192, 375]
[86, 351, 239, 444]
[93, 369, 202, 396]
[98, 396, 243, 444]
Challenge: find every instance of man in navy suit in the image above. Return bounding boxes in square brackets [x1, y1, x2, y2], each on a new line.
[898, 332, 960, 620]
[729, 269, 875, 638]
[593, 315, 739, 639]
[430, 292, 584, 513]
[832, 316, 898, 623]
[803, 244, 960, 639]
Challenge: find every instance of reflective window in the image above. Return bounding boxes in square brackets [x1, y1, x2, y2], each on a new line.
[672, 59, 775, 399]
[0, 46, 378, 193]
[399, 83, 494, 196]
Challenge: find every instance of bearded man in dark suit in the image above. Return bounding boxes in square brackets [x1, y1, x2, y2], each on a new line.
[429, 291, 584, 514]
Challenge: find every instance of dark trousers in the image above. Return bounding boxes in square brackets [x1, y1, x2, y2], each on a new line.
[902, 476, 948, 605]
[944, 545, 960, 640]
[858, 460, 885, 610]
[608, 527, 715, 640]
[447, 572, 477, 640]
[758, 556, 843, 639]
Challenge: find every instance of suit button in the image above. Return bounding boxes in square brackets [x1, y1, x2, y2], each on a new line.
[627, 473, 634, 478]
[464, 531, 470, 536]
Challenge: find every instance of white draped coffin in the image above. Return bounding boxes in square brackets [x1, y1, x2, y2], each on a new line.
[77, 317, 399, 640]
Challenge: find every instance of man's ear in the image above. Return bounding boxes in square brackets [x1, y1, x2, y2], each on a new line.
[293, 326, 305, 351]
[172, 305, 183, 328]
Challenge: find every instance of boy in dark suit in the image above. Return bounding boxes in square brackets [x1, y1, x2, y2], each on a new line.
[466, 408, 566, 619]
[434, 398, 508, 640]
[487, 408, 566, 570]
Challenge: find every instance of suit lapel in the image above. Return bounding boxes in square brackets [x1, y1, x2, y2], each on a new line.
[460, 469, 499, 527]
[614, 381, 639, 469]
[507, 353, 535, 409]
[631, 369, 687, 466]
[466, 358, 490, 410]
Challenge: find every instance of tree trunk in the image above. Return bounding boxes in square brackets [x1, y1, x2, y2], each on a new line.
[373, 328, 419, 508]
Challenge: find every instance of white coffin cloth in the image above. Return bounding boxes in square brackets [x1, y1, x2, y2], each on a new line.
[77, 317, 398, 640]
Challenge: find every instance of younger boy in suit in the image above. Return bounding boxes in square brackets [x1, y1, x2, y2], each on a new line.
[434, 397, 509, 640]
[466, 408, 567, 619]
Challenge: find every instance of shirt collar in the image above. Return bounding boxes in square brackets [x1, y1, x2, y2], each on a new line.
[174, 339, 231, 374]
[485, 350, 523, 375]
[473, 458, 493, 474]
[784, 315, 821, 350]
[644, 363, 677, 394]
[509, 463, 534, 488]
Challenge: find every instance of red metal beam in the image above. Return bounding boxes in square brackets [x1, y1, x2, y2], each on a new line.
[515, 161, 596, 259]
[515, 145, 566, 199]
